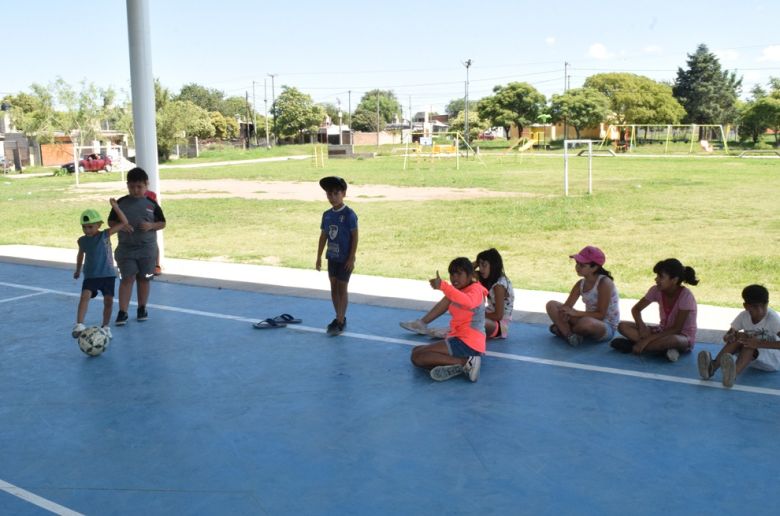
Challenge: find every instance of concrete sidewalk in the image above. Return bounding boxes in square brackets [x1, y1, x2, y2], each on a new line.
[0, 244, 736, 343]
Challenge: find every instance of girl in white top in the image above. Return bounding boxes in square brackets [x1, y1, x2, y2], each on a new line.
[546, 245, 620, 347]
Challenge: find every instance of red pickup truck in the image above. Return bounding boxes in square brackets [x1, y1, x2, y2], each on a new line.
[62, 153, 113, 173]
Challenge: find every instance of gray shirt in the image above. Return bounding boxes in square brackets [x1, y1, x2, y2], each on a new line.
[108, 195, 165, 259]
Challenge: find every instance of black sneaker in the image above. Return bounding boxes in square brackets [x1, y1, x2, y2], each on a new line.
[326, 318, 339, 336]
[337, 318, 346, 333]
[137, 306, 148, 321]
[115, 310, 128, 326]
[610, 338, 633, 353]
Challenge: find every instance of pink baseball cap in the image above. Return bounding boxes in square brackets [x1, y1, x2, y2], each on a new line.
[569, 246, 606, 266]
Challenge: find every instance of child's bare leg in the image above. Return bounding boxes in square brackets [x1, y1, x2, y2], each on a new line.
[617, 321, 640, 342]
[118, 276, 135, 312]
[136, 276, 151, 307]
[712, 341, 741, 373]
[485, 319, 498, 337]
[411, 342, 467, 369]
[571, 317, 608, 339]
[76, 290, 91, 323]
[735, 346, 757, 375]
[101, 295, 113, 327]
[328, 276, 338, 315]
[420, 297, 449, 324]
[334, 280, 349, 323]
[638, 334, 689, 353]
[546, 300, 571, 336]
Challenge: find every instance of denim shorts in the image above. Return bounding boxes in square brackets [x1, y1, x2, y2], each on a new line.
[82, 276, 116, 298]
[327, 260, 352, 282]
[596, 324, 617, 343]
[445, 336, 482, 358]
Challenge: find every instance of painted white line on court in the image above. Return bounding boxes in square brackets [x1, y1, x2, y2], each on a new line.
[0, 478, 84, 516]
[4, 281, 780, 398]
[0, 291, 47, 304]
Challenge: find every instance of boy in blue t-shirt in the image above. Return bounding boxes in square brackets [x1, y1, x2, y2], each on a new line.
[315, 176, 358, 335]
[72, 198, 129, 338]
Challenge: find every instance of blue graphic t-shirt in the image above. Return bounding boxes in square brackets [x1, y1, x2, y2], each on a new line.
[78, 230, 117, 279]
[321, 205, 358, 262]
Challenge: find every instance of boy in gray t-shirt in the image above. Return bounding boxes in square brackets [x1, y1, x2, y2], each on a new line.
[108, 167, 166, 326]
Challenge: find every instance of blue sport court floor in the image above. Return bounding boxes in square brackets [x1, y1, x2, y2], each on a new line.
[1, 260, 780, 515]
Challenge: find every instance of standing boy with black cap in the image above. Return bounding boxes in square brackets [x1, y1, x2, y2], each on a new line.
[316, 176, 359, 335]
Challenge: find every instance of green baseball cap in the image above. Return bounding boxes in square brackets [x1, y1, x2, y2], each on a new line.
[80, 208, 103, 225]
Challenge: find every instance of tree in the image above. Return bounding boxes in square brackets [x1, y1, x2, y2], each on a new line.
[273, 86, 325, 142]
[448, 110, 487, 141]
[549, 88, 610, 139]
[55, 78, 109, 146]
[739, 79, 780, 145]
[584, 73, 685, 125]
[351, 90, 401, 132]
[156, 100, 214, 160]
[477, 82, 545, 137]
[221, 96, 248, 119]
[673, 44, 742, 124]
[177, 83, 225, 113]
[2, 88, 61, 141]
[444, 98, 477, 118]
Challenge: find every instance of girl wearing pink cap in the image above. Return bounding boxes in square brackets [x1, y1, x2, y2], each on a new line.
[546, 245, 620, 347]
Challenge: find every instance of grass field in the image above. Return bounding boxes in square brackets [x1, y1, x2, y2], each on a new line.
[1, 147, 778, 307]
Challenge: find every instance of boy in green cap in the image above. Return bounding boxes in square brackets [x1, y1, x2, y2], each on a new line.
[72, 198, 129, 338]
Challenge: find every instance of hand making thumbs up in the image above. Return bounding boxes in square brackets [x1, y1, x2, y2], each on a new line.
[429, 270, 442, 290]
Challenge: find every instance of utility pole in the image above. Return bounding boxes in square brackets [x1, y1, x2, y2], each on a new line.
[268, 73, 277, 145]
[337, 98, 343, 145]
[252, 81, 258, 146]
[463, 58, 472, 156]
[348, 90, 352, 145]
[263, 78, 270, 149]
[245, 91, 251, 149]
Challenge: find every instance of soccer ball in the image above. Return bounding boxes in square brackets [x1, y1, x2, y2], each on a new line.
[77, 326, 110, 356]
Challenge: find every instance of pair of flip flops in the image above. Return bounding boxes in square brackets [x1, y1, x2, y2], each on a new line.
[253, 313, 302, 329]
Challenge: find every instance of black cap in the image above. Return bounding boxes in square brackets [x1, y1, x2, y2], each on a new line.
[319, 176, 347, 192]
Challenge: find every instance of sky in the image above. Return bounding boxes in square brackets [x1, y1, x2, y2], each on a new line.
[3, 0, 779, 117]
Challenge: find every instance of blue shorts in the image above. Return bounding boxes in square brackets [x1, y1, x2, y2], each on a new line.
[445, 336, 482, 358]
[328, 260, 352, 282]
[595, 324, 617, 343]
[82, 277, 116, 298]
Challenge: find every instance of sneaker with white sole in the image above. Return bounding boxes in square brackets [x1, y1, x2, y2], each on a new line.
[721, 353, 736, 388]
[463, 356, 482, 382]
[429, 364, 464, 381]
[426, 327, 449, 339]
[567, 333, 583, 347]
[115, 310, 128, 326]
[697, 350, 713, 380]
[72, 323, 86, 338]
[101, 326, 113, 339]
[400, 319, 428, 335]
[666, 348, 680, 362]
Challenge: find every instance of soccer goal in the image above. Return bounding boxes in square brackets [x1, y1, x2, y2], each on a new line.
[562, 140, 594, 196]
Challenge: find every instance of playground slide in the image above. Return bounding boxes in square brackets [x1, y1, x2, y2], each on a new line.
[518, 139, 535, 152]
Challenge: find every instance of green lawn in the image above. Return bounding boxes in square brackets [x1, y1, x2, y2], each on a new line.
[1, 153, 778, 307]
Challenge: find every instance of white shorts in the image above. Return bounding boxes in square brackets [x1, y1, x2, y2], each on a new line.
[750, 348, 780, 372]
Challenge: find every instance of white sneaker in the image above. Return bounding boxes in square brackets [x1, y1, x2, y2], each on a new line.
[721, 353, 736, 388]
[666, 349, 680, 362]
[71, 323, 86, 338]
[400, 319, 428, 335]
[426, 327, 449, 339]
[697, 350, 713, 380]
[101, 326, 113, 339]
[429, 364, 464, 381]
[464, 356, 482, 382]
[567, 333, 583, 347]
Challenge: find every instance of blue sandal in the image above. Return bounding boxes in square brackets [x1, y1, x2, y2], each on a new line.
[271, 313, 302, 324]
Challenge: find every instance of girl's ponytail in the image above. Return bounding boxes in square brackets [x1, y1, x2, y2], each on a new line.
[682, 266, 699, 286]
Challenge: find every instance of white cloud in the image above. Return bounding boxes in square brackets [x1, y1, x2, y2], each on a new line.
[642, 45, 662, 55]
[545, 36, 556, 46]
[587, 43, 614, 60]
[715, 49, 739, 63]
[757, 45, 780, 62]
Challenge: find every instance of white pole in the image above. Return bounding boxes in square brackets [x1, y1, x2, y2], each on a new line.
[126, 0, 163, 257]
[72, 140, 79, 187]
[588, 141, 593, 195]
[563, 140, 569, 196]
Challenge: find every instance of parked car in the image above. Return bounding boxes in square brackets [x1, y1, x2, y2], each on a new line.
[478, 131, 496, 140]
[61, 153, 113, 173]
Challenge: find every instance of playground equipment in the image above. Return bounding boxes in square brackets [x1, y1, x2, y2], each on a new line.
[599, 124, 729, 154]
[401, 131, 484, 170]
